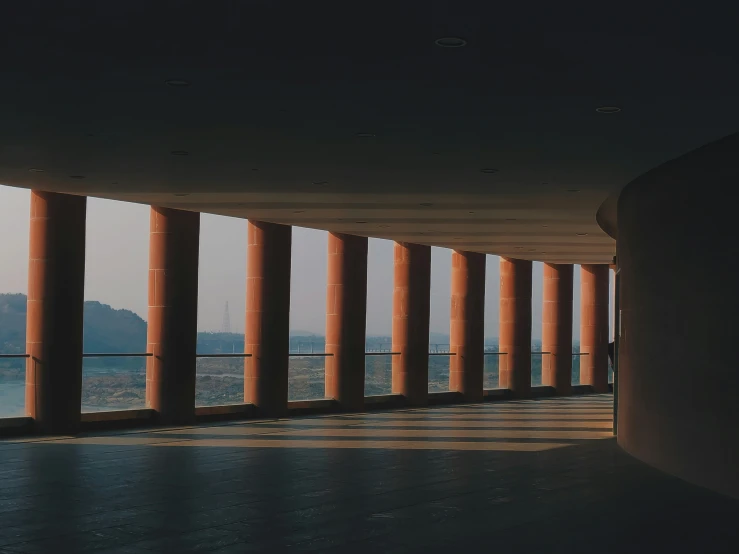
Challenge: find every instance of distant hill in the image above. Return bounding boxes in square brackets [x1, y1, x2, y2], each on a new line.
[0, 294, 148, 355]
[1, 294, 149, 369]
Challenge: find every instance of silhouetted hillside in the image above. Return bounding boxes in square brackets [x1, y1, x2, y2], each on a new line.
[0, 294, 149, 370]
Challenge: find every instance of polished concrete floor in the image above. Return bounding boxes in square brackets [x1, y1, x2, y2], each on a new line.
[1, 394, 738, 553]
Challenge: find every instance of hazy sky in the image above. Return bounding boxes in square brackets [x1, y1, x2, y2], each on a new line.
[0, 185, 613, 339]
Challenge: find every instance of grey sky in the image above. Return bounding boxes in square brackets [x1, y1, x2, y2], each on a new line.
[1, 185, 612, 340]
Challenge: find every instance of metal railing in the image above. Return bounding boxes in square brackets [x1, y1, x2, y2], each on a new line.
[196, 353, 252, 359]
[83, 353, 152, 358]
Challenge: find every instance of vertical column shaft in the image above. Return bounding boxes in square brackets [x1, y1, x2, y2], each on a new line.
[325, 233, 368, 410]
[392, 242, 431, 406]
[581, 264, 610, 392]
[26, 191, 86, 434]
[449, 251, 486, 401]
[244, 221, 292, 417]
[499, 257, 532, 396]
[542, 263, 574, 394]
[146, 207, 200, 424]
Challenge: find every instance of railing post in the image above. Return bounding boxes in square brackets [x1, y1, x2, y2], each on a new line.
[146, 207, 200, 424]
[26, 191, 86, 434]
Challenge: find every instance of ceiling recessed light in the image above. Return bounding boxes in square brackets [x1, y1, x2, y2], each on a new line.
[356, 132, 375, 138]
[480, 168, 498, 174]
[28, 168, 45, 172]
[69, 175, 86, 179]
[435, 37, 467, 48]
[312, 181, 328, 185]
[596, 106, 621, 113]
[174, 193, 189, 197]
[576, 233, 588, 236]
[165, 79, 190, 87]
[420, 202, 434, 207]
[170, 150, 189, 156]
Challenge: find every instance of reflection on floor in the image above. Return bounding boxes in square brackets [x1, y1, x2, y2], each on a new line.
[1, 394, 737, 553]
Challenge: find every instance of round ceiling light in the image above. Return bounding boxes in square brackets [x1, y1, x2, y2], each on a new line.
[596, 106, 621, 113]
[165, 79, 190, 87]
[435, 37, 467, 48]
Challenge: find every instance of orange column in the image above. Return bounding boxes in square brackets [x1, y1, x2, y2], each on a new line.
[581, 264, 609, 392]
[449, 251, 486, 401]
[325, 233, 368, 410]
[542, 263, 574, 394]
[245, 221, 292, 417]
[146, 207, 200, 424]
[25, 191, 86, 434]
[392, 242, 431, 406]
[499, 257, 532, 396]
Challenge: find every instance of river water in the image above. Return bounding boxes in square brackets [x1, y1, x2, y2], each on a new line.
[0, 380, 118, 416]
[0, 381, 24, 417]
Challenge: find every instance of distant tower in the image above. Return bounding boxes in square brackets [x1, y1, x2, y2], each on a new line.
[221, 301, 232, 334]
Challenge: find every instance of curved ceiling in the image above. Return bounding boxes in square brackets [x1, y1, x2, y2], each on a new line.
[1, 2, 738, 263]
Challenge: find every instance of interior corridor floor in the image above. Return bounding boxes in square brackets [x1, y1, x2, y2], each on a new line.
[1, 394, 737, 553]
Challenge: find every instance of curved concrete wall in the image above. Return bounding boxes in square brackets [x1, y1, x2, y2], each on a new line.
[617, 133, 739, 498]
